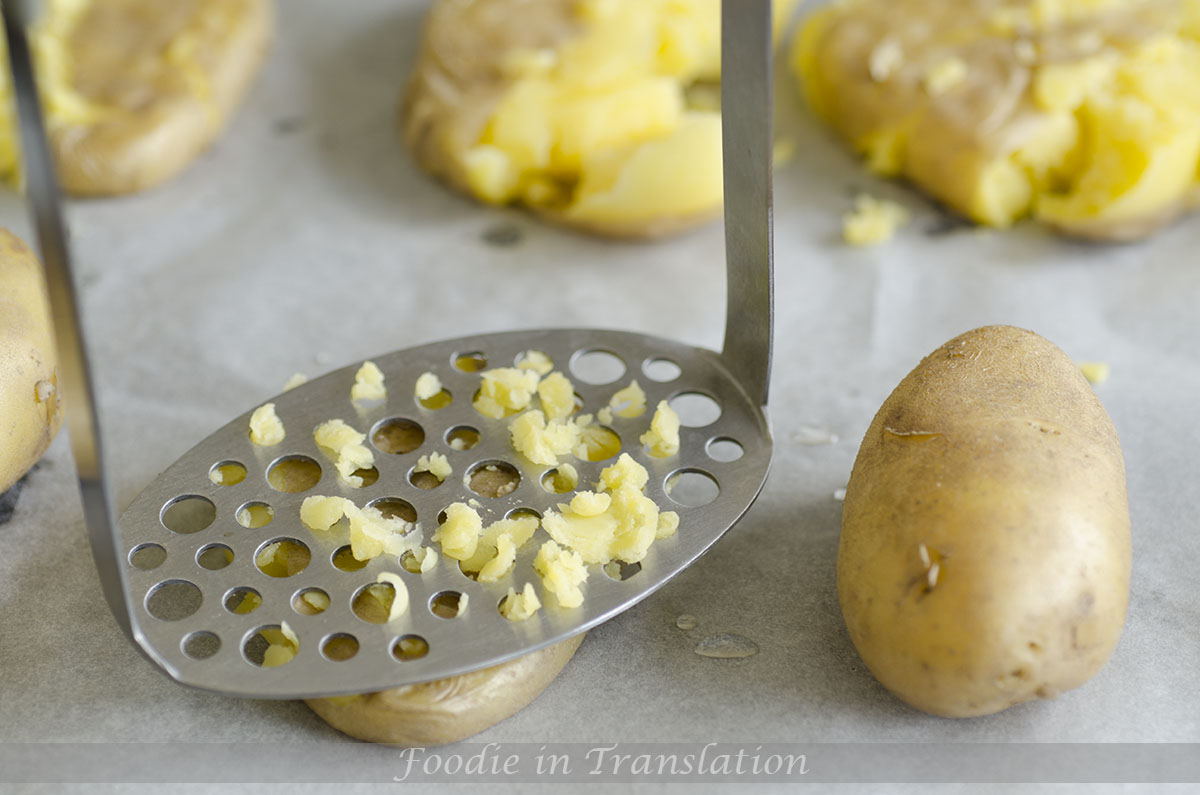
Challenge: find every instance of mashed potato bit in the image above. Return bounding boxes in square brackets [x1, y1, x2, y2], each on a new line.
[430, 502, 485, 561]
[473, 367, 541, 418]
[542, 453, 668, 565]
[843, 194, 909, 246]
[500, 582, 542, 621]
[516, 350, 554, 375]
[509, 409, 589, 466]
[414, 452, 452, 482]
[300, 495, 422, 562]
[608, 380, 648, 418]
[534, 540, 588, 608]
[248, 402, 285, 446]
[414, 371, 443, 401]
[313, 419, 375, 487]
[640, 400, 681, 457]
[350, 360, 386, 402]
[376, 572, 411, 622]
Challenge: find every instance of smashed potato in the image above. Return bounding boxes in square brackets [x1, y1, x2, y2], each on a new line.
[0, 0, 272, 196]
[402, 0, 797, 238]
[794, 0, 1200, 240]
[307, 635, 584, 745]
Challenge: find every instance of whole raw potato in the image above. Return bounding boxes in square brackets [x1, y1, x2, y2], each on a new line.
[306, 634, 584, 745]
[0, 230, 61, 494]
[839, 326, 1130, 718]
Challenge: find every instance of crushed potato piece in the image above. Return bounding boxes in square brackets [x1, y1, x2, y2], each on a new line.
[282, 372, 308, 391]
[414, 452, 452, 482]
[350, 361, 386, 402]
[1079, 361, 1111, 385]
[431, 502, 485, 560]
[516, 350, 554, 375]
[414, 371, 443, 401]
[534, 540, 588, 608]
[538, 371, 576, 421]
[248, 403, 285, 445]
[509, 409, 584, 465]
[608, 380, 648, 418]
[300, 495, 421, 561]
[314, 419, 375, 487]
[657, 510, 681, 539]
[500, 582, 542, 621]
[376, 572, 411, 622]
[473, 367, 540, 418]
[543, 453, 664, 565]
[261, 621, 299, 668]
[458, 515, 539, 582]
[640, 400, 681, 457]
[843, 194, 909, 246]
[298, 590, 329, 614]
[401, 546, 439, 574]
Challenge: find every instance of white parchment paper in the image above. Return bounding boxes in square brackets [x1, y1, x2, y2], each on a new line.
[0, 0, 1196, 790]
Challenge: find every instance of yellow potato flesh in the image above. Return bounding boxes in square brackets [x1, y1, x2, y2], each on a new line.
[405, 0, 798, 237]
[839, 326, 1131, 718]
[0, 0, 272, 196]
[794, 0, 1200, 240]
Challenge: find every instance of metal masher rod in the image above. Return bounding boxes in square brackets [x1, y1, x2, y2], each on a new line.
[3, 0, 134, 639]
[720, 0, 775, 407]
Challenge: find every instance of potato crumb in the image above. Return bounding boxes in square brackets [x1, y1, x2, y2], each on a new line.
[516, 350, 554, 375]
[1079, 361, 1110, 385]
[608, 380, 647, 418]
[473, 367, 540, 418]
[538, 371, 577, 422]
[500, 582, 542, 621]
[640, 400, 681, 457]
[509, 409, 584, 465]
[657, 510, 680, 539]
[300, 590, 329, 613]
[282, 372, 308, 391]
[534, 540, 588, 608]
[543, 453, 664, 565]
[414, 371, 443, 401]
[375, 572, 410, 621]
[261, 622, 299, 668]
[299, 495, 421, 561]
[314, 419, 375, 487]
[431, 502, 485, 560]
[350, 361, 386, 402]
[248, 403, 285, 446]
[414, 452, 452, 482]
[843, 194, 909, 246]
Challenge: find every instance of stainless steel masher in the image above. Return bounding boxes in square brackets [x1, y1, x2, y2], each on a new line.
[4, 0, 775, 698]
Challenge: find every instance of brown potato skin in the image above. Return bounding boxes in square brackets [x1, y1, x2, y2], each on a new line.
[0, 230, 61, 493]
[306, 634, 584, 745]
[839, 326, 1130, 718]
[51, 0, 274, 196]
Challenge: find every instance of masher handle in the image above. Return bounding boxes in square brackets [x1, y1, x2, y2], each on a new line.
[3, 1, 133, 639]
[720, 0, 775, 407]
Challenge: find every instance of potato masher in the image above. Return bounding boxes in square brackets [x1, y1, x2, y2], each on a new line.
[5, 0, 775, 698]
